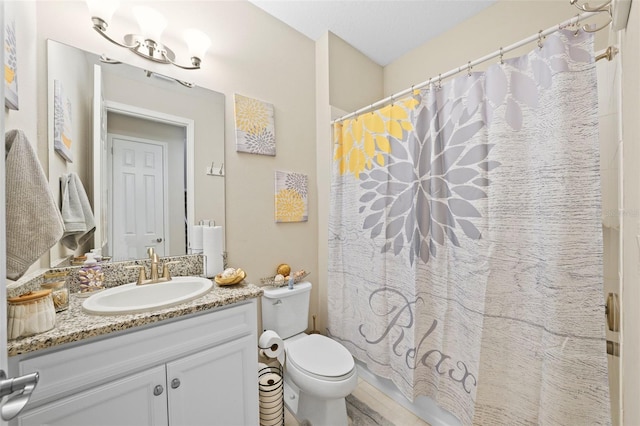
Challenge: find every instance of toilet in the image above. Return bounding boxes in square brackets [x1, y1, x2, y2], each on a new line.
[261, 281, 358, 426]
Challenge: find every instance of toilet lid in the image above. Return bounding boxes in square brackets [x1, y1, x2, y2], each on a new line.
[287, 334, 354, 378]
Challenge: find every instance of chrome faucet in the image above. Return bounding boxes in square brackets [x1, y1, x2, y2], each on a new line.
[127, 249, 180, 285]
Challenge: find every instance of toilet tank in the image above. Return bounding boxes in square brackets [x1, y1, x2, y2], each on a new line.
[261, 281, 311, 339]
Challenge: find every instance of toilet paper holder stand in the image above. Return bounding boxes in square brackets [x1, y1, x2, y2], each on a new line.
[258, 363, 284, 426]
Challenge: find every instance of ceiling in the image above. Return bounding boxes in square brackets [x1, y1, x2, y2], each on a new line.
[248, 0, 497, 66]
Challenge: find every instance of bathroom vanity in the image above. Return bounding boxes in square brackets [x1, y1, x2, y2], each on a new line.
[7, 283, 262, 426]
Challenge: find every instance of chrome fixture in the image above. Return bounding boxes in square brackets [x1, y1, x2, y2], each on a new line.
[0, 370, 39, 420]
[86, 0, 211, 70]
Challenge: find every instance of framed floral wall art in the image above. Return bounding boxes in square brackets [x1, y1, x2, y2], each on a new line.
[275, 170, 308, 223]
[234, 94, 276, 156]
[53, 80, 73, 162]
[4, 18, 19, 110]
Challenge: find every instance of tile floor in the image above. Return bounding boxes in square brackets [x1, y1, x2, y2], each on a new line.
[283, 377, 431, 425]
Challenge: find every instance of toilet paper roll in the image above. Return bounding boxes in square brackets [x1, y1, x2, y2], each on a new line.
[191, 225, 204, 253]
[203, 226, 223, 277]
[259, 330, 284, 360]
[259, 371, 283, 426]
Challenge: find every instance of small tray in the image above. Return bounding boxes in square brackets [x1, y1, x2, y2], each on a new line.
[215, 269, 246, 286]
[260, 271, 309, 287]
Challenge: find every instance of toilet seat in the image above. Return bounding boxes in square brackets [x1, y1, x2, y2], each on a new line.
[286, 334, 355, 381]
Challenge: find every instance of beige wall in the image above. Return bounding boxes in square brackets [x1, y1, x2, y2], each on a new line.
[328, 32, 383, 113]
[314, 31, 384, 333]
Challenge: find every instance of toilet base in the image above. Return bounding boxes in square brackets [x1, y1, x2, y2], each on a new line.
[284, 377, 349, 426]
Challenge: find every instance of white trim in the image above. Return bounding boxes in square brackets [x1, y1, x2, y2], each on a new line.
[102, 101, 195, 257]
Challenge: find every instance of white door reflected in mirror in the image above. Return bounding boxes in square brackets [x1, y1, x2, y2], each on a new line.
[111, 135, 168, 260]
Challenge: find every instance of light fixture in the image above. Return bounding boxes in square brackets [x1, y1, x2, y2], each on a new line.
[86, 0, 211, 70]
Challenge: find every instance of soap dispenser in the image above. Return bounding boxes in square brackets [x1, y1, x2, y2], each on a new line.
[78, 252, 105, 295]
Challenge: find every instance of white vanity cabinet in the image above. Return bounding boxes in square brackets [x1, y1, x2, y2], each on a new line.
[8, 299, 259, 426]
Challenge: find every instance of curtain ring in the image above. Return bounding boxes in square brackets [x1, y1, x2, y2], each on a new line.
[390, 94, 394, 106]
[370, 104, 374, 115]
[437, 74, 442, 90]
[574, 14, 581, 35]
[537, 30, 544, 49]
[467, 61, 472, 76]
[499, 47, 504, 65]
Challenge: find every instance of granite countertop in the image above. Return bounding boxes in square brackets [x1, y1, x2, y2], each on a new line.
[8, 281, 263, 357]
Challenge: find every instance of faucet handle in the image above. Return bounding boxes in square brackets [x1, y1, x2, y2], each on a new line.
[147, 247, 155, 259]
[126, 265, 147, 285]
[162, 261, 181, 280]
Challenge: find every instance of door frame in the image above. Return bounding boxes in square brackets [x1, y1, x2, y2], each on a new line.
[100, 101, 195, 257]
[108, 134, 170, 259]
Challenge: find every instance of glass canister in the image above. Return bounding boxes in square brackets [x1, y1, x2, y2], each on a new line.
[41, 271, 70, 312]
[7, 289, 56, 339]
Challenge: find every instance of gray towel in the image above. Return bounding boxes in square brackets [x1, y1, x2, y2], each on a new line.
[5, 129, 64, 279]
[60, 172, 95, 250]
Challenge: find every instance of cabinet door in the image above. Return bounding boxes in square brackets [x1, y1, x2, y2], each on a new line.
[166, 335, 258, 426]
[16, 366, 168, 426]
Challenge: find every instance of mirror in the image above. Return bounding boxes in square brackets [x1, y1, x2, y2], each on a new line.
[47, 40, 225, 265]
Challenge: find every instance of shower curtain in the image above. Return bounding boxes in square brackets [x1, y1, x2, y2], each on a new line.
[328, 30, 610, 425]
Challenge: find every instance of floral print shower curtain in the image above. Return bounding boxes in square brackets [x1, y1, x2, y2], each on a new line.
[328, 30, 610, 425]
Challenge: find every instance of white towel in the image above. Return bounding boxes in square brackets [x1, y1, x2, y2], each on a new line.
[60, 172, 96, 250]
[5, 130, 64, 279]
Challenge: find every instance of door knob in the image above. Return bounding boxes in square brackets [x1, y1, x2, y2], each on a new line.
[605, 293, 619, 332]
[153, 385, 164, 396]
[0, 370, 39, 420]
[171, 378, 181, 389]
[156, 238, 163, 243]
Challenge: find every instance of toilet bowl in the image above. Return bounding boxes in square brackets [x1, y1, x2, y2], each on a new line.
[286, 333, 358, 398]
[260, 282, 358, 426]
[283, 333, 358, 425]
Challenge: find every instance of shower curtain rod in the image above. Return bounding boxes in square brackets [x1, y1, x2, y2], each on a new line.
[332, 10, 607, 124]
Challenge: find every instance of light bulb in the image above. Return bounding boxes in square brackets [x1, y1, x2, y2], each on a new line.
[184, 29, 211, 60]
[86, 0, 120, 25]
[133, 6, 167, 41]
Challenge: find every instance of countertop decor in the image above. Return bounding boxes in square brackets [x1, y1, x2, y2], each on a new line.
[7, 281, 263, 357]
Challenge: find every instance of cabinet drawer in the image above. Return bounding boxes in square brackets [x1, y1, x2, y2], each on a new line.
[12, 300, 257, 409]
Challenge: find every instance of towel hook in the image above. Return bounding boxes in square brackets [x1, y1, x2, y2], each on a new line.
[582, 4, 612, 32]
[206, 161, 224, 177]
[570, 0, 612, 12]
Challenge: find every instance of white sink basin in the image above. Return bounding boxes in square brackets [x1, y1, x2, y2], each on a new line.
[82, 276, 213, 315]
